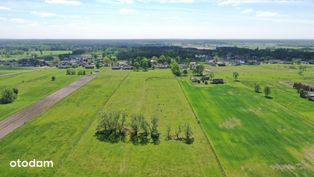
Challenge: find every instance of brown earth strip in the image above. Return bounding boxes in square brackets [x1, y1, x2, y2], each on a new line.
[0, 75, 94, 139]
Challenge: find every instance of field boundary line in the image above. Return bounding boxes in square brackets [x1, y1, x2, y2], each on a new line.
[52, 71, 130, 177]
[176, 78, 228, 177]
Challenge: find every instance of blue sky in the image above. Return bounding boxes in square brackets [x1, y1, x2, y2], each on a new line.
[0, 0, 313, 39]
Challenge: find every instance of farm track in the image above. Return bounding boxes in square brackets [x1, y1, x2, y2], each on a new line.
[0, 75, 94, 139]
[177, 79, 228, 177]
[52, 72, 130, 177]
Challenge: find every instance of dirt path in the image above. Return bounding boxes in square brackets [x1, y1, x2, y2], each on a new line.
[0, 75, 94, 139]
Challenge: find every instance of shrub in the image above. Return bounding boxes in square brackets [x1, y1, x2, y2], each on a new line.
[51, 76, 56, 81]
[264, 86, 271, 98]
[254, 83, 261, 93]
[1, 88, 18, 104]
[78, 70, 86, 75]
[205, 81, 208, 85]
[150, 115, 160, 144]
[299, 89, 308, 98]
[184, 123, 194, 144]
[12, 88, 19, 95]
[66, 69, 76, 75]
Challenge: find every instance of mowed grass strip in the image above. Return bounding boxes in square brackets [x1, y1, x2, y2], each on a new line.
[180, 65, 314, 177]
[0, 68, 81, 121]
[53, 70, 222, 177]
[0, 69, 129, 176]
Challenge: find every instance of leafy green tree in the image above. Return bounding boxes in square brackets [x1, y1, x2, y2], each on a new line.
[150, 115, 160, 144]
[209, 72, 215, 80]
[166, 126, 171, 140]
[182, 69, 188, 75]
[194, 64, 204, 76]
[103, 56, 111, 66]
[233, 72, 239, 81]
[141, 58, 149, 71]
[264, 86, 271, 98]
[170, 60, 181, 76]
[184, 123, 194, 144]
[299, 89, 308, 98]
[254, 83, 261, 93]
[134, 62, 140, 72]
[158, 55, 167, 63]
[51, 76, 56, 81]
[12, 88, 19, 95]
[1, 88, 17, 104]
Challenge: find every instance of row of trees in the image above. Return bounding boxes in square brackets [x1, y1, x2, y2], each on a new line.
[95, 111, 160, 145]
[254, 83, 272, 98]
[293, 82, 314, 99]
[0, 88, 19, 104]
[166, 123, 194, 144]
[66, 69, 86, 75]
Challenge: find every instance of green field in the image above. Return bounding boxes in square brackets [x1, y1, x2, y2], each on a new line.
[0, 68, 80, 121]
[0, 50, 71, 60]
[0, 69, 222, 177]
[179, 64, 314, 177]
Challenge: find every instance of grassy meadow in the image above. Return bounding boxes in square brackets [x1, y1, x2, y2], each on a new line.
[0, 68, 81, 121]
[179, 64, 314, 177]
[0, 50, 71, 60]
[0, 69, 223, 177]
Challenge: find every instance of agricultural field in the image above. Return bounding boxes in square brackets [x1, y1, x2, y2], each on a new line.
[0, 68, 81, 121]
[0, 69, 223, 177]
[0, 50, 71, 60]
[179, 64, 314, 177]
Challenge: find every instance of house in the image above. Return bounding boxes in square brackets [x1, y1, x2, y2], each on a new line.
[84, 64, 95, 69]
[189, 62, 197, 70]
[307, 92, 314, 101]
[155, 63, 169, 69]
[211, 78, 224, 84]
[112, 66, 121, 70]
[191, 77, 201, 83]
[122, 65, 133, 70]
[201, 76, 210, 81]
[217, 62, 226, 67]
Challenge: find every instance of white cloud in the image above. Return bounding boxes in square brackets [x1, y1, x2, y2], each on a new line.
[241, 9, 253, 14]
[31, 11, 57, 17]
[0, 6, 11, 11]
[218, 0, 295, 6]
[159, 0, 194, 3]
[45, 0, 81, 5]
[119, 8, 137, 14]
[256, 11, 278, 17]
[98, 0, 194, 4]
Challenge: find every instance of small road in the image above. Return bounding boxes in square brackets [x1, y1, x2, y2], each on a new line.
[0, 75, 94, 139]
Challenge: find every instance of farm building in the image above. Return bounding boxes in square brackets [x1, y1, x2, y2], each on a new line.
[191, 77, 201, 83]
[201, 76, 210, 81]
[84, 64, 95, 69]
[308, 92, 314, 101]
[189, 62, 197, 70]
[212, 78, 224, 84]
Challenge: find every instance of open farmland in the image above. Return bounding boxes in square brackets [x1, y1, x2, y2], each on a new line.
[0, 69, 223, 177]
[0, 50, 71, 60]
[179, 65, 314, 177]
[0, 68, 81, 121]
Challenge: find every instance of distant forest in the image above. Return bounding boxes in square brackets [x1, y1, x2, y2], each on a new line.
[1, 40, 314, 62]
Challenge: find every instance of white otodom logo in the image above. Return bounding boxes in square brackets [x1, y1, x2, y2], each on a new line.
[10, 159, 53, 168]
